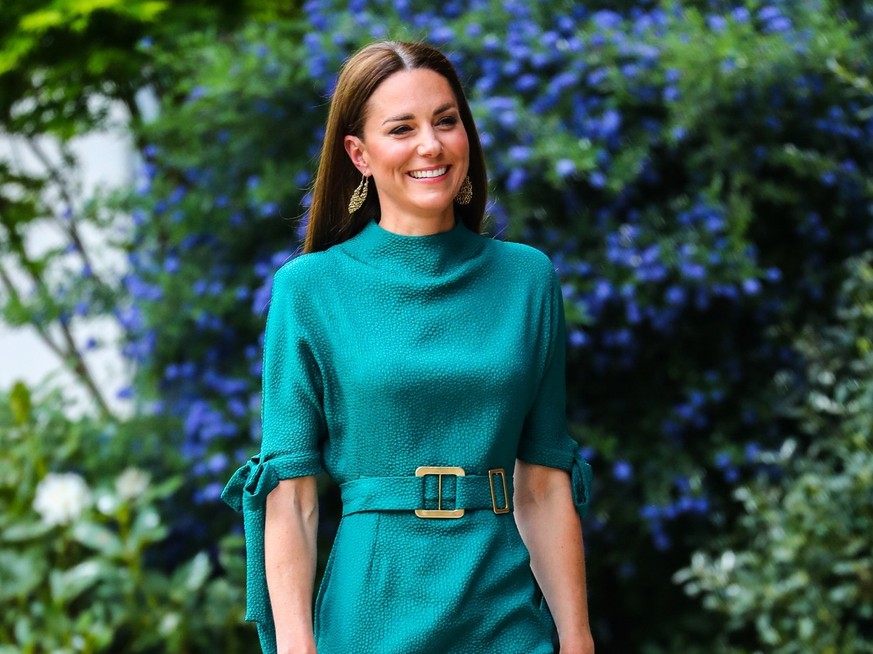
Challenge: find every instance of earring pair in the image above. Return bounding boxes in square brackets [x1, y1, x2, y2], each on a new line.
[348, 173, 473, 214]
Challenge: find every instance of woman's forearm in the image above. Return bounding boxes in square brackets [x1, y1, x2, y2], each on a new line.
[265, 476, 320, 654]
[514, 461, 593, 654]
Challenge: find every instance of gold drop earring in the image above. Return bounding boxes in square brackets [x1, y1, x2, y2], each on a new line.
[454, 176, 473, 205]
[348, 174, 369, 214]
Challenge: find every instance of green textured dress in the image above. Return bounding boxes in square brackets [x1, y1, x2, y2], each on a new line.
[222, 217, 591, 654]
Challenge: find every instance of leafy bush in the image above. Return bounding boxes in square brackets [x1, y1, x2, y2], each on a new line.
[675, 252, 873, 654]
[0, 382, 250, 653]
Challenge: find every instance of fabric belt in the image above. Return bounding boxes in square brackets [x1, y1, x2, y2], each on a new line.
[339, 467, 512, 518]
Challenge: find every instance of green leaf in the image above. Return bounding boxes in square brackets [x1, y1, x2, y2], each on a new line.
[0, 548, 48, 600]
[18, 10, 67, 32]
[183, 551, 211, 592]
[129, 506, 167, 547]
[1, 520, 53, 543]
[9, 381, 32, 425]
[71, 521, 123, 556]
[49, 559, 104, 604]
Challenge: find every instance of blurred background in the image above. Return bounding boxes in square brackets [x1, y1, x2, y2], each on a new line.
[1, 1, 871, 653]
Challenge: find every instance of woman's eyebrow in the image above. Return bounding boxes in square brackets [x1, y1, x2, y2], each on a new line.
[382, 103, 457, 125]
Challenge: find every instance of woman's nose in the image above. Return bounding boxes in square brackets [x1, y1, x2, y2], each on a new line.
[416, 128, 443, 156]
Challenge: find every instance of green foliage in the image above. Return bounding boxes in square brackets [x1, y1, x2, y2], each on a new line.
[675, 252, 873, 654]
[0, 382, 251, 653]
[0, 0, 295, 416]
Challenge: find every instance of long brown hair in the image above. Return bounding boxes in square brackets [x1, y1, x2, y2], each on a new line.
[304, 41, 487, 253]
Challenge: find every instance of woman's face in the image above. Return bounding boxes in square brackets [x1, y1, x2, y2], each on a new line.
[344, 68, 470, 226]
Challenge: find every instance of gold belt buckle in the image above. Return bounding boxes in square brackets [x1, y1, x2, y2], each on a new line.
[488, 468, 510, 514]
[415, 466, 465, 519]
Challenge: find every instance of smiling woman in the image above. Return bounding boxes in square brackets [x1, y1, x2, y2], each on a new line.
[342, 68, 470, 235]
[303, 41, 488, 253]
[222, 41, 594, 654]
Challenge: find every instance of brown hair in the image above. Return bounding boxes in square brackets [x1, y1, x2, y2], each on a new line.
[304, 41, 487, 253]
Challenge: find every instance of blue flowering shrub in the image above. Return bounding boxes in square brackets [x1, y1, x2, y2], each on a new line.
[0, 382, 249, 652]
[123, 2, 873, 651]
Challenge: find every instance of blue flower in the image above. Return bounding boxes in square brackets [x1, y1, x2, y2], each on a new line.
[429, 25, 455, 44]
[508, 146, 532, 163]
[515, 74, 538, 92]
[745, 442, 761, 461]
[640, 504, 660, 520]
[613, 460, 633, 481]
[555, 159, 576, 178]
[714, 452, 732, 469]
[742, 278, 762, 295]
[589, 172, 607, 188]
[732, 7, 751, 22]
[465, 22, 482, 38]
[207, 452, 229, 474]
[600, 109, 621, 136]
[680, 262, 705, 280]
[758, 6, 782, 21]
[188, 86, 207, 102]
[506, 168, 527, 191]
[591, 10, 622, 30]
[706, 15, 727, 33]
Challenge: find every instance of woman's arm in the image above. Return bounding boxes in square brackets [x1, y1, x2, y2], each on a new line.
[514, 460, 594, 654]
[265, 476, 320, 654]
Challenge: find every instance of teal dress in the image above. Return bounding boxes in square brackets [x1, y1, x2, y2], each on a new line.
[222, 218, 591, 654]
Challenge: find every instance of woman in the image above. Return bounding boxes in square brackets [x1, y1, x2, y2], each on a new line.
[223, 41, 594, 654]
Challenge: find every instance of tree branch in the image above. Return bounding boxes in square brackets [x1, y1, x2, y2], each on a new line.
[0, 241, 115, 419]
[0, 262, 65, 360]
[23, 137, 111, 290]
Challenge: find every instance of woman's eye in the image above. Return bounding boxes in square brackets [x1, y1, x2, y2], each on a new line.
[438, 116, 458, 127]
[390, 125, 412, 135]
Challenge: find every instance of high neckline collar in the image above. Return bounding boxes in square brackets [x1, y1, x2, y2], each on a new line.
[339, 217, 484, 277]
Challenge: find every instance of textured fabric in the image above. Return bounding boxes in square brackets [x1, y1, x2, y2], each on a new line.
[222, 218, 592, 654]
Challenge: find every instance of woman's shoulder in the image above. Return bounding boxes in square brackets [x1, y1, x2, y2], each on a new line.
[268, 250, 338, 305]
[272, 249, 334, 283]
[482, 235, 557, 284]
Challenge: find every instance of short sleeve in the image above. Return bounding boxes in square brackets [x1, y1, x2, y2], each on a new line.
[220, 263, 328, 654]
[516, 265, 592, 517]
[258, 264, 327, 478]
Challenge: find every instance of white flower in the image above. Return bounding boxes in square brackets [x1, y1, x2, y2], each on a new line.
[115, 467, 151, 501]
[33, 473, 92, 526]
[96, 493, 119, 515]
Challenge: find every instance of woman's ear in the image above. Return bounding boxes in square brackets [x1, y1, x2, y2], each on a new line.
[343, 135, 369, 176]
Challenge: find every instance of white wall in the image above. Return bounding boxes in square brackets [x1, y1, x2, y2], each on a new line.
[0, 109, 134, 416]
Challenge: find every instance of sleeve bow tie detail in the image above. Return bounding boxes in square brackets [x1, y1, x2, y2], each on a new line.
[570, 449, 593, 518]
[221, 456, 280, 654]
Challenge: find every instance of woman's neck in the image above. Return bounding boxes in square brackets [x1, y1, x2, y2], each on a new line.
[377, 211, 456, 237]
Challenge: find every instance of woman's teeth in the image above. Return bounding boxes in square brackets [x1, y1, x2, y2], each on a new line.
[409, 167, 448, 179]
